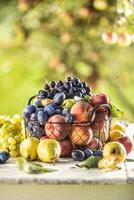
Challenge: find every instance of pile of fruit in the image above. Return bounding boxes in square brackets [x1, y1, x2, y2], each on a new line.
[0, 115, 25, 158]
[23, 77, 111, 159]
[0, 77, 133, 170]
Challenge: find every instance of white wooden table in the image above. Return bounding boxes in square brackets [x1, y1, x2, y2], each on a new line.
[0, 125, 134, 200]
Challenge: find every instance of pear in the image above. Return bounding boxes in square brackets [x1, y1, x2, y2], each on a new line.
[37, 139, 61, 163]
[20, 137, 39, 161]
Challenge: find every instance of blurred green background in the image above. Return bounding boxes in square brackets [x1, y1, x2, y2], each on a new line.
[0, 0, 134, 121]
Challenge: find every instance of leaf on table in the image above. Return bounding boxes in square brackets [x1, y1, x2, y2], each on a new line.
[16, 158, 57, 174]
[76, 156, 101, 169]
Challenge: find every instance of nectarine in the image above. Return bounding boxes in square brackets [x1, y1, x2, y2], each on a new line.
[45, 115, 71, 140]
[70, 125, 93, 146]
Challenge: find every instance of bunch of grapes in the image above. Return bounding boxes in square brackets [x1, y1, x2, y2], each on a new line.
[0, 115, 26, 157]
[38, 77, 91, 100]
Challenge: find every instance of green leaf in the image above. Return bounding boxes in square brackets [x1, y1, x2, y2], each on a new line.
[16, 158, 57, 174]
[76, 156, 101, 169]
[110, 103, 124, 118]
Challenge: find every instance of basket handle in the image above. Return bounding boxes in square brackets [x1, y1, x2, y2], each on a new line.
[89, 104, 112, 122]
[27, 95, 37, 105]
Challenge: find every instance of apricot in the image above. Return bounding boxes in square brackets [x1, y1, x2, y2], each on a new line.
[45, 115, 71, 140]
[70, 125, 93, 146]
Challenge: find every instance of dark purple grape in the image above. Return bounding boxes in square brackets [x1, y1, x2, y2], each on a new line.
[81, 82, 87, 88]
[36, 108, 44, 113]
[58, 86, 66, 92]
[71, 150, 85, 161]
[47, 92, 53, 99]
[38, 90, 47, 98]
[77, 83, 83, 88]
[65, 114, 73, 123]
[75, 92, 82, 98]
[62, 108, 70, 116]
[45, 84, 50, 90]
[34, 99, 42, 107]
[30, 113, 37, 121]
[53, 93, 66, 105]
[23, 105, 36, 119]
[55, 109, 62, 115]
[37, 110, 48, 125]
[85, 87, 91, 94]
[64, 82, 71, 90]
[94, 150, 103, 157]
[67, 77, 72, 81]
[50, 81, 57, 88]
[44, 105, 56, 116]
[84, 149, 93, 159]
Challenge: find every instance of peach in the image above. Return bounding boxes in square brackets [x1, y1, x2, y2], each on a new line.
[59, 139, 73, 157]
[110, 130, 124, 142]
[70, 101, 95, 122]
[117, 136, 133, 155]
[45, 115, 71, 140]
[85, 137, 102, 151]
[70, 125, 93, 146]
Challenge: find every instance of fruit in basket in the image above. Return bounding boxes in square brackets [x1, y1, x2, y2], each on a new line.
[85, 137, 102, 151]
[23, 105, 36, 118]
[110, 130, 124, 141]
[41, 98, 54, 107]
[45, 115, 71, 139]
[98, 142, 126, 169]
[53, 93, 66, 105]
[117, 136, 133, 155]
[59, 139, 73, 157]
[90, 93, 109, 111]
[44, 104, 56, 117]
[70, 101, 94, 122]
[37, 110, 48, 125]
[110, 122, 126, 133]
[20, 137, 39, 161]
[71, 150, 85, 161]
[71, 126, 93, 145]
[37, 139, 61, 163]
[62, 99, 76, 110]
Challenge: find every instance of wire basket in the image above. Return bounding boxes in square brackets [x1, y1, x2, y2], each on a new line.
[24, 96, 112, 157]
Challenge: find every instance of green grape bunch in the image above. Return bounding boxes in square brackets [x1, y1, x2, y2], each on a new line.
[0, 115, 26, 157]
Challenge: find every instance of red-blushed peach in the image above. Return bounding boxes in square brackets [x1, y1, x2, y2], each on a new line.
[70, 125, 93, 146]
[70, 101, 95, 122]
[117, 136, 133, 155]
[45, 115, 71, 140]
[59, 139, 74, 157]
[85, 137, 102, 151]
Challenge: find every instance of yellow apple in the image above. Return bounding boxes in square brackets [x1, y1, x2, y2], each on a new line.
[110, 130, 124, 141]
[20, 137, 39, 161]
[37, 139, 61, 163]
[110, 123, 126, 133]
